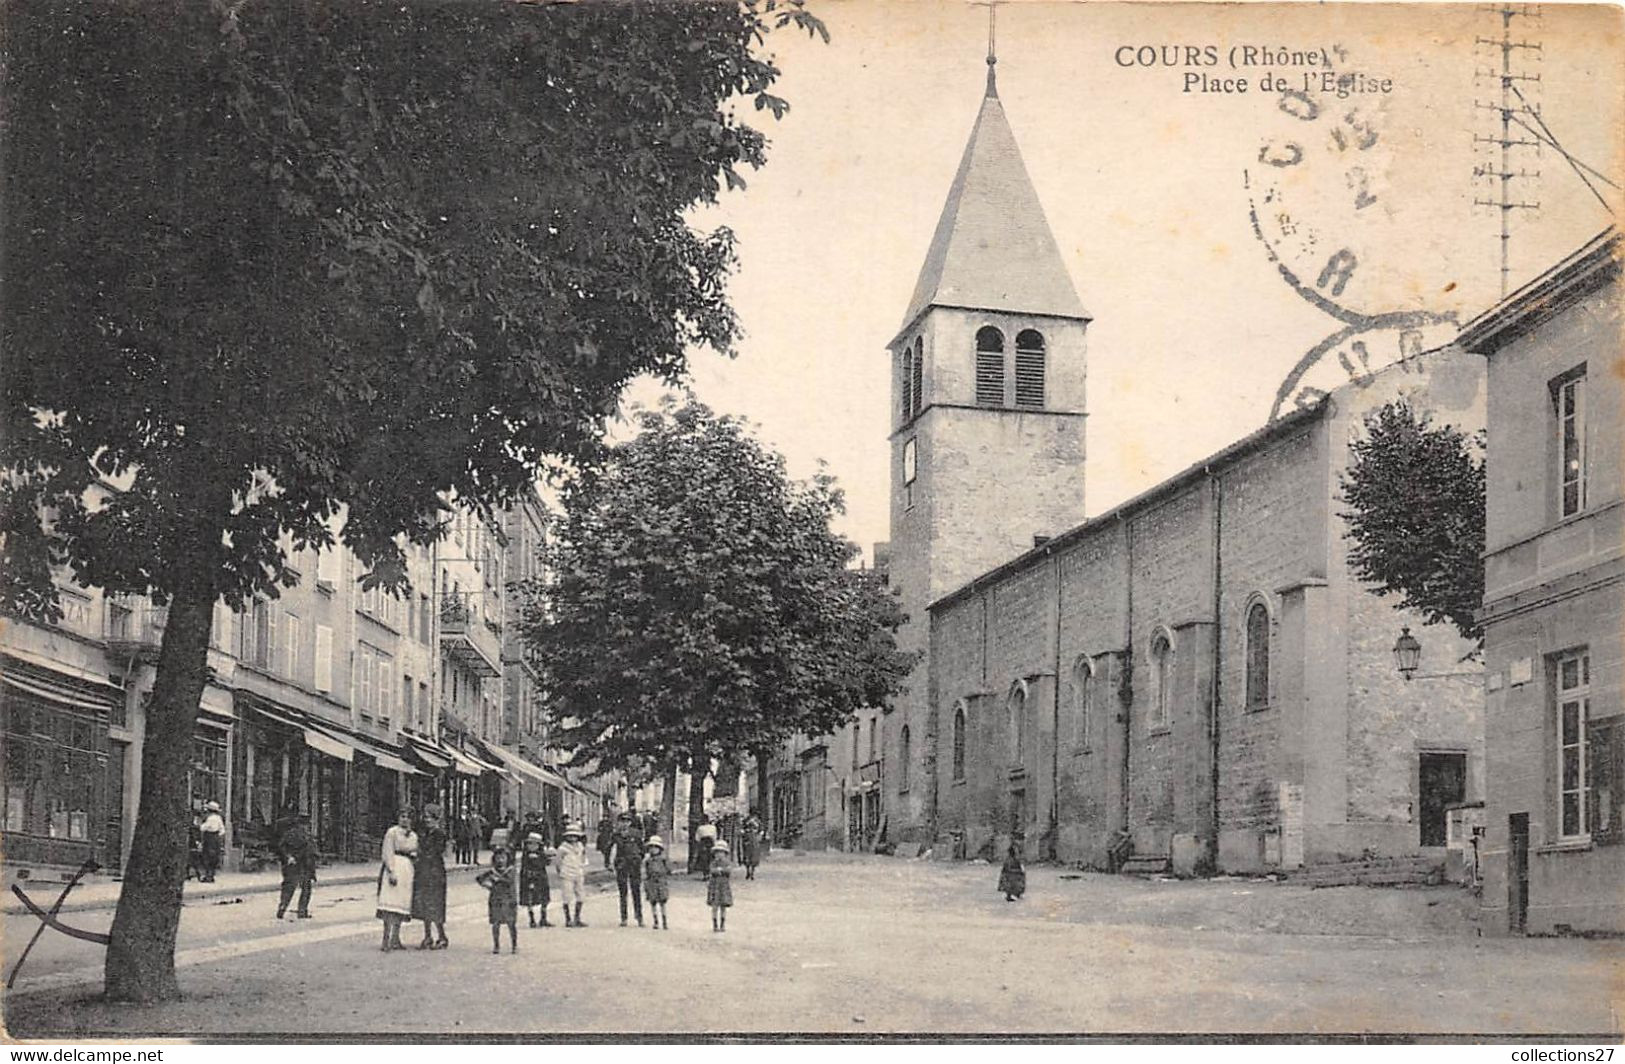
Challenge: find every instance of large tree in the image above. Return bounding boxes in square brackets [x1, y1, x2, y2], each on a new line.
[1339, 400, 1487, 643]
[520, 399, 916, 861]
[1, 0, 823, 1001]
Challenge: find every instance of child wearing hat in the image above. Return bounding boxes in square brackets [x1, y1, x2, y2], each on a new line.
[642, 835, 671, 930]
[519, 832, 553, 928]
[706, 838, 734, 932]
[475, 844, 519, 953]
[555, 822, 590, 928]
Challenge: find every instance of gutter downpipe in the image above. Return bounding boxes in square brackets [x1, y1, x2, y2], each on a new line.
[1120, 513, 1133, 837]
[1050, 545, 1062, 863]
[1209, 468, 1224, 876]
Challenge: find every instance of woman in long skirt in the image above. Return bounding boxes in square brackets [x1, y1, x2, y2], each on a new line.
[706, 839, 734, 933]
[412, 803, 449, 949]
[376, 808, 418, 951]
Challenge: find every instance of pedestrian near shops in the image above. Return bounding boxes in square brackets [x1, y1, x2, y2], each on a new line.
[376, 809, 418, 951]
[740, 815, 762, 881]
[694, 815, 717, 876]
[707, 839, 733, 932]
[412, 803, 450, 950]
[468, 808, 488, 865]
[199, 800, 226, 883]
[187, 797, 206, 882]
[643, 835, 671, 930]
[274, 811, 317, 920]
[555, 821, 590, 928]
[611, 810, 645, 927]
[453, 807, 473, 866]
[519, 832, 553, 928]
[998, 843, 1026, 902]
[476, 845, 520, 954]
[595, 815, 615, 871]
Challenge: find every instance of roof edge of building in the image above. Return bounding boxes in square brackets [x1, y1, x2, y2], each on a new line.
[1458, 226, 1621, 356]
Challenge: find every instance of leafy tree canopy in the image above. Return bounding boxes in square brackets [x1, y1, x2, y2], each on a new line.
[522, 398, 917, 776]
[1339, 400, 1486, 643]
[2, 0, 826, 614]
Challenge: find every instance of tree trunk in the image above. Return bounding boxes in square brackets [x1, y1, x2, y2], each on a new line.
[658, 760, 678, 844]
[754, 746, 772, 855]
[685, 745, 708, 873]
[104, 579, 216, 1002]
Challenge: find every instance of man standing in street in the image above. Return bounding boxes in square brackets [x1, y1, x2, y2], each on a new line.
[275, 811, 317, 919]
[611, 810, 646, 927]
[199, 800, 226, 883]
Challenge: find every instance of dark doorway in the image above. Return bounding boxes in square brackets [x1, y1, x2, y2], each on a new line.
[105, 739, 127, 873]
[1419, 752, 1467, 846]
[1010, 788, 1027, 842]
[1509, 812, 1530, 934]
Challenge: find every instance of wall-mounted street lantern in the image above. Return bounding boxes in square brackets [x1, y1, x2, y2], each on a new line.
[1393, 626, 1422, 682]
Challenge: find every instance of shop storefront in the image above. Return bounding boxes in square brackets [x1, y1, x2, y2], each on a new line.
[0, 655, 121, 871]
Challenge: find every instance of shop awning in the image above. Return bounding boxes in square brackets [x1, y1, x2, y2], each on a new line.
[442, 744, 487, 778]
[300, 725, 355, 763]
[0, 656, 122, 713]
[480, 742, 570, 790]
[346, 732, 423, 777]
[401, 735, 455, 771]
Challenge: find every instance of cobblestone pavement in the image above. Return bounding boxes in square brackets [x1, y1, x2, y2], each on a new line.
[3, 851, 1619, 1037]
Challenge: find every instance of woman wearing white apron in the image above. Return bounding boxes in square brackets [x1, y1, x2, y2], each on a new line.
[376, 808, 418, 951]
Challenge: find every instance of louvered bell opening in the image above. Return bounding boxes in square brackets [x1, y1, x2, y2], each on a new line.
[910, 340, 924, 418]
[1015, 349, 1045, 408]
[975, 353, 1004, 405]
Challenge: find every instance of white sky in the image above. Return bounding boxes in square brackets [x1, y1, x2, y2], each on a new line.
[622, 1, 1623, 558]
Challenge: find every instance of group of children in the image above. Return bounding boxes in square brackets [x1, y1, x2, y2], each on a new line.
[475, 822, 735, 953]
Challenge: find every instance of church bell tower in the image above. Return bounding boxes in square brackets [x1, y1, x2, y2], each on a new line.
[883, 35, 1091, 844]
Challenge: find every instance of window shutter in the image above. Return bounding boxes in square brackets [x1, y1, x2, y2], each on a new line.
[314, 625, 333, 692]
[1589, 717, 1620, 845]
[975, 327, 1005, 406]
[265, 607, 279, 671]
[317, 548, 339, 586]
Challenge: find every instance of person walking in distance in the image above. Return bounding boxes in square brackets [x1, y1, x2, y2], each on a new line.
[740, 814, 763, 881]
[643, 835, 672, 930]
[707, 838, 734, 932]
[555, 822, 590, 928]
[476, 844, 520, 954]
[998, 842, 1027, 902]
[611, 810, 645, 927]
[199, 800, 226, 883]
[412, 803, 451, 950]
[452, 806, 473, 866]
[518, 832, 553, 928]
[595, 814, 615, 871]
[467, 807, 488, 866]
[275, 811, 317, 919]
[694, 815, 717, 876]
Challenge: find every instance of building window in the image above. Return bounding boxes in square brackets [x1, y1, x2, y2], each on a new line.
[1149, 629, 1173, 731]
[1072, 656, 1093, 749]
[975, 326, 1005, 405]
[1554, 370, 1587, 519]
[952, 702, 967, 781]
[899, 725, 911, 790]
[1015, 329, 1046, 408]
[852, 726, 860, 769]
[1556, 648, 1592, 840]
[902, 437, 918, 510]
[867, 717, 877, 764]
[1245, 599, 1270, 710]
[1007, 681, 1028, 764]
[899, 346, 913, 423]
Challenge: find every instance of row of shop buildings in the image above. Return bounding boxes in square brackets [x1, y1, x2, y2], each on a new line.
[1, 488, 618, 880]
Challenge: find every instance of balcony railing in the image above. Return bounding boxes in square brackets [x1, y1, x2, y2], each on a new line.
[439, 596, 501, 677]
[106, 603, 166, 658]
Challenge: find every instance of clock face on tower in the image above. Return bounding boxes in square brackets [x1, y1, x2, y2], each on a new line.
[1245, 72, 1460, 420]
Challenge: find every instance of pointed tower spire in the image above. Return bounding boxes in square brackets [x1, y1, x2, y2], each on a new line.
[894, 23, 1087, 341]
[984, 0, 998, 98]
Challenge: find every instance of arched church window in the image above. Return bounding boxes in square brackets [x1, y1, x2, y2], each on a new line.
[1072, 655, 1094, 749]
[1007, 680, 1028, 764]
[1149, 629, 1173, 730]
[911, 337, 924, 419]
[1015, 329, 1046, 408]
[975, 326, 1005, 406]
[952, 702, 967, 781]
[1245, 599, 1271, 710]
